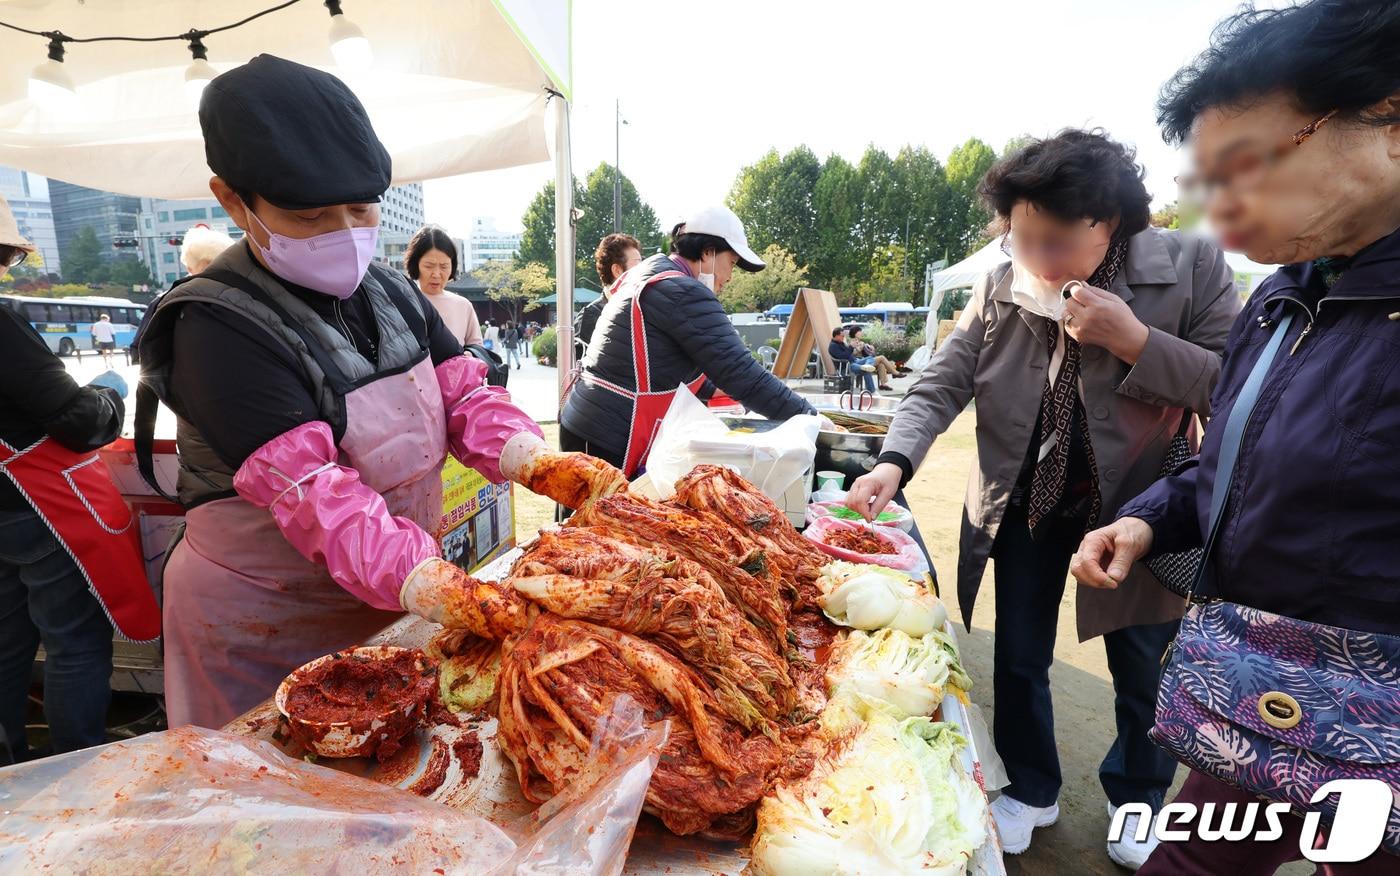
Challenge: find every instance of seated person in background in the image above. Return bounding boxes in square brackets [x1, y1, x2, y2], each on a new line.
[829, 327, 876, 393]
[848, 325, 896, 391]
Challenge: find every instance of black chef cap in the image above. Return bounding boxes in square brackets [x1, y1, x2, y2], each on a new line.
[199, 54, 391, 210]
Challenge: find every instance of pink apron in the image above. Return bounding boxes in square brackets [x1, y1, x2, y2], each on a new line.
[163, 355, 448, 728]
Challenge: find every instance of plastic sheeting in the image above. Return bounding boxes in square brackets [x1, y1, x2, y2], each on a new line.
[0, 696, 662, 876]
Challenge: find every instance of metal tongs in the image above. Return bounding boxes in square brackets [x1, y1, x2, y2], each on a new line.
[839, 388, 874, 411]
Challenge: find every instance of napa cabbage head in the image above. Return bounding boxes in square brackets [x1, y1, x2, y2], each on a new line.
[824, 628, 972, 730]
[817, 562, 946, 636]
[750, 712, 987, 876]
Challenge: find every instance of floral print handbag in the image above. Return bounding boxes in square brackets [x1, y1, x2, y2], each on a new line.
[1149, 310, 1400, 853]
[1151, 602, 1400, 853]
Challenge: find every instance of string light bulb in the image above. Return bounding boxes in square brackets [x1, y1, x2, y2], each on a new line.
[183, 34, 216, 100]
[28, 34, 78, 109]
[325, 1, 372, 70]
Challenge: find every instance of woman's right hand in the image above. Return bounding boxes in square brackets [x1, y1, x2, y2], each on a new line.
[845, 462, 903, 520]
[1071, 517, 1155, 589]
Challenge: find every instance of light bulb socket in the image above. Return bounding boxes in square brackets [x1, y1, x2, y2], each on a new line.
[44, 34, 67, 63]
[185, 33, 209, 62]
[324, 0, 346, 16]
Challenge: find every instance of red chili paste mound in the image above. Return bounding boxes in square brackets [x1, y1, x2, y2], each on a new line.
[285, 650, 435, 726]
[824, 528, 896, 555]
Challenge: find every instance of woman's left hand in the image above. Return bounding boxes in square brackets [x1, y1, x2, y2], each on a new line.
[1063, 282, 1150, 364]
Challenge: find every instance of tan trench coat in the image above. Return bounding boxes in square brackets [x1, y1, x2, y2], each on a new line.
[883, 228, 1241, 640]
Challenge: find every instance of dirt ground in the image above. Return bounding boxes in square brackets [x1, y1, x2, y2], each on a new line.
[519, 419, 1313, 876]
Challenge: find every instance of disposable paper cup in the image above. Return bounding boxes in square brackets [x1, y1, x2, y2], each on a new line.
[815, 470, 846, 491]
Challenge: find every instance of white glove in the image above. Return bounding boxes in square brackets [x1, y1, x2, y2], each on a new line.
[400, 557, 455, 623]
[499, 431, 549, 483]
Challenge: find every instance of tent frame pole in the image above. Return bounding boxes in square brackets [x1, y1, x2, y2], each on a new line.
[551, 93, 575, 413]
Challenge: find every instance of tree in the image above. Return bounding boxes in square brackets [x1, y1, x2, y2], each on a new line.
[847, 244, 916, 307]
[574, 162, 663, 283]
[1151, 201, 1181, 230]
[107, 257, 155, 288]
[945, 137, 999, 259]
[889, 145, 954, 284]
[63, 226, 104, 284]
[810, 154, 862, 286]
[726, 146, 821, 263]
[476, 259, 553, 324]
[1001, 133, 1037, 157]
[517, 182, 559, 269]
[717, 244, 809, 313]
[854, 145, 898, 261]
[518, 163, 664, 285]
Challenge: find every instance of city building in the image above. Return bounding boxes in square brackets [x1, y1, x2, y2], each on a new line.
[48, 180, 142, 273]
[136, 197, 244, 287]
[0, 167, 61, 276]
[466, 217, 522, 270]
[379, 182, 425, 238]
[371, 183, 428, 274]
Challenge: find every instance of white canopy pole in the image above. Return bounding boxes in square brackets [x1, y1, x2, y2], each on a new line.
[550, 92, 575, 409]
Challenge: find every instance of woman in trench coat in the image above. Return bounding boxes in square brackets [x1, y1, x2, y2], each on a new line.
[846, 129, 1240, 868]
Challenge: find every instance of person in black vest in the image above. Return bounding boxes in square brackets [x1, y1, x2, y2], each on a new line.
[136, 55, 608, 729]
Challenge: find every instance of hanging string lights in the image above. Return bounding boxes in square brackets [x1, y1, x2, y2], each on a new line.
[1, 0, 372, 110]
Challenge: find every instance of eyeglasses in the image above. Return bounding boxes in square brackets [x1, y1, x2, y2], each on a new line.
[1, 246, 28, 268]
[1176, 109, 1337, 204]
[1001, 219, 1107, 263]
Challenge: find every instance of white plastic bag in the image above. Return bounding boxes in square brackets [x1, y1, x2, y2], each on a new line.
[645, 384, 820, 503]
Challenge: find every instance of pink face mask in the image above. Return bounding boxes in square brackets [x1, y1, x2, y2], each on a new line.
[246, 208, 379, 300]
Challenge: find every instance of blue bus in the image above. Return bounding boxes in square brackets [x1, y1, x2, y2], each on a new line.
[763, 301, 931, 327]
[0, 294, 147, 357]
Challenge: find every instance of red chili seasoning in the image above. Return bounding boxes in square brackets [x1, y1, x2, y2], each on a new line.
[284, 650, 434, 726]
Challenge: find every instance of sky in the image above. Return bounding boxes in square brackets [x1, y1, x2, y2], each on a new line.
[423, 0, 1276, 236]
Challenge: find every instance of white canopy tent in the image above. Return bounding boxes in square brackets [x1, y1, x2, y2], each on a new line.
[0, 0, 578, 402]
[926, 238, 1008, 302]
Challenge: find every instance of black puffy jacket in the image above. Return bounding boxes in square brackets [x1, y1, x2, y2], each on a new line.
[561, 253, 815, 457]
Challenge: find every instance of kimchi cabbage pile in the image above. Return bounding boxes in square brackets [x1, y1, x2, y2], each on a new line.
[430, 461, 984, 860]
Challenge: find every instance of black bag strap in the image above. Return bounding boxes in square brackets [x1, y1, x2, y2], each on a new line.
[134, 379, 179, 503]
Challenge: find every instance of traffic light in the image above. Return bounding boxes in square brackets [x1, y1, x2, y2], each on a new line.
[112, 237, 139, 249]
[167, 236, 184, 246]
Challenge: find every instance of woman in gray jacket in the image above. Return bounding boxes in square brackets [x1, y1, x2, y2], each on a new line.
[846, 129, 1240, 869]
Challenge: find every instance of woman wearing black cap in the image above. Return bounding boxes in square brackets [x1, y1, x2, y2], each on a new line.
[137, 55, 611, 728]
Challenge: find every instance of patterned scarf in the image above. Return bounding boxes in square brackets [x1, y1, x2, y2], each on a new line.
[1025, 237, 1130, 534]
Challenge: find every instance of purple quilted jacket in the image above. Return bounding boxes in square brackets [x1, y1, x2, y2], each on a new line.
[1121, 227, 1400, 637]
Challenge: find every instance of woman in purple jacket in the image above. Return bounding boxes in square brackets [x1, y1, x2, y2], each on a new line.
[1074, 1, 1400, 872]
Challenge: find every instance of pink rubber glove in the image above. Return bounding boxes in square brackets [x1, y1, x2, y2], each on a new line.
[435, 356, 544, 483]
[233, 420, 438, 611]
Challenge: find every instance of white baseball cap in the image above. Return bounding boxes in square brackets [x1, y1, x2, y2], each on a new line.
[679, 205, 765, 272]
